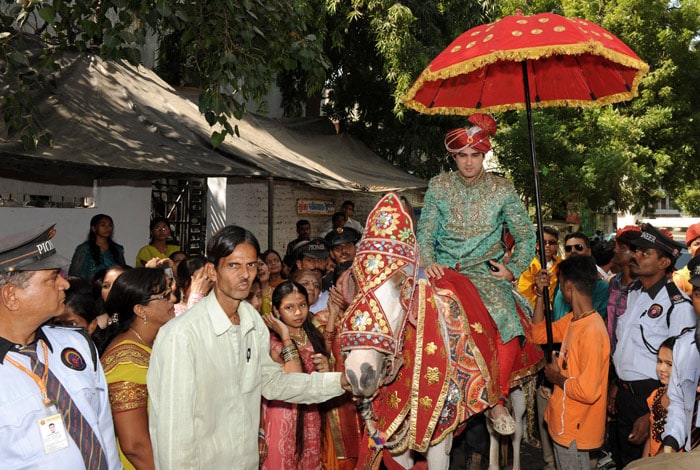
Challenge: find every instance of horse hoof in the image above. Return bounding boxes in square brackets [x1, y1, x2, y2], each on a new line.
[489, 413, 516, 436]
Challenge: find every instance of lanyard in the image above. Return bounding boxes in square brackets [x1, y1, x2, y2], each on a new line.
[5, 339, 52, 406]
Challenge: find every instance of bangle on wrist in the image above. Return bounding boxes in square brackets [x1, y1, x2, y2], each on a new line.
[281, 344, 300, 362]
[258, 428, 265, 439]
[535, 290, 543, 297]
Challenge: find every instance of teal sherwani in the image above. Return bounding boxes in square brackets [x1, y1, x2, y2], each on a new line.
[417, 170, 536, 342]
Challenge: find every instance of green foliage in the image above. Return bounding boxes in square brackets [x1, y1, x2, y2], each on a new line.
[1, 0, 330, 149]
[488, 0, 700, 217]
[3, 0, 700, 222]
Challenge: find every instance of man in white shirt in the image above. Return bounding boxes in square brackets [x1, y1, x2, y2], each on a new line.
[148, 225, 349, 470]
[610, 223, 696, 467]
[0, 224, 121, 469]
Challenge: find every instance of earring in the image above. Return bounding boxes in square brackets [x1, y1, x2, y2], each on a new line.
[142, 315, 148, 325]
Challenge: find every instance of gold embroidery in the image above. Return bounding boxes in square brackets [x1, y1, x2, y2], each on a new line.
[425, 342, 437, 355]
[101, 341, 150, 373]
[108, 381, 148, 413]
[470, 322, 484, 334]
[419, 396, 433, 410]
[424, 367, 441, 385]
[387, 391, 401, 409]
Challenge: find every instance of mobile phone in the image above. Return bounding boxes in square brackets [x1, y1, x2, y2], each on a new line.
[485, 260, 499, 272]
[164, 267, 174, 279]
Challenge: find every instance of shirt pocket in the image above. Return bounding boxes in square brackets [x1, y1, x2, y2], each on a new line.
[59, 369, 101, 413]
[0, 395, 44, 465]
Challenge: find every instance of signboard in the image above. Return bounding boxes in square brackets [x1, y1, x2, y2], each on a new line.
[297, 199, 335, 215]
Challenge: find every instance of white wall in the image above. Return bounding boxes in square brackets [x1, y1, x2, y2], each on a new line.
[0, 176, 424, 266]
[0, 180, 152, 266]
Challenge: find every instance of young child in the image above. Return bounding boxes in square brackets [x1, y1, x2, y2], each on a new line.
[261, 281, 331, 470]
[644, 336, 677, 457]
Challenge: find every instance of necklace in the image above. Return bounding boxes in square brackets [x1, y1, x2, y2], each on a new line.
[289, 329, 307, 347]
[129, 327, 149, 346]
[574, 309, 596, 321]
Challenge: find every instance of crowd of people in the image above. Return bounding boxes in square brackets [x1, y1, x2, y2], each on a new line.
[1, 118, 699, 470]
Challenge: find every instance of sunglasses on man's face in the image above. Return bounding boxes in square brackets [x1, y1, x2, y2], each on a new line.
[542, 240, 558, 246]
[564, 244, 585, 253]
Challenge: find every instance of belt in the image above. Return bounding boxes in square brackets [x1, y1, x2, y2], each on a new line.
[618, 378, 660, 397]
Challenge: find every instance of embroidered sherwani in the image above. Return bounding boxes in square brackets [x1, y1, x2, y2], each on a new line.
[417, 170, 535, 343]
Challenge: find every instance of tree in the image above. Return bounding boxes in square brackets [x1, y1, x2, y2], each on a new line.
[1, 0, 330, 149]
[490, 0, 700, 216]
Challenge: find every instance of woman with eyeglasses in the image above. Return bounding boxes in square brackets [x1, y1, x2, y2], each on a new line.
[518, 225, 562, 308]
[135, 217, 182, 268]
[100, 268, 176, 470]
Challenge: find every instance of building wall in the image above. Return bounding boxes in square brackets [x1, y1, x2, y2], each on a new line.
[0, 176, 424, 269]
[225, 177, 423, 254]
[0, 180, 152, 266]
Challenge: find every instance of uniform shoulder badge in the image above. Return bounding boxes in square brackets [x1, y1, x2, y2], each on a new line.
[61, 347, 86, 371]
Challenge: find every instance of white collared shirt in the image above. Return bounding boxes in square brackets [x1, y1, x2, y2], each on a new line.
[148, 292, 344, 470]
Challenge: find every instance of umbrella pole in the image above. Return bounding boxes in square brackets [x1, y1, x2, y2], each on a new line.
[521, 61, 554, 362]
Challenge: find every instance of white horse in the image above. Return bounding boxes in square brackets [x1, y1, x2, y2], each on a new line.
[339, 193, 542, 470]
[486, 386, 526, 470]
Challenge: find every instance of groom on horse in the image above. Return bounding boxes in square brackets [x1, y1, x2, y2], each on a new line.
[417, 114, 543, 435]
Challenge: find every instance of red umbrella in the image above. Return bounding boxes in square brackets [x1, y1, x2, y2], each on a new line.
[403, 11, 648, 114]
[402, 10, 649, 355]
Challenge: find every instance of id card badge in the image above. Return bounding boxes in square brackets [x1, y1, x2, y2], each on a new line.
[38, 412, 70, 454]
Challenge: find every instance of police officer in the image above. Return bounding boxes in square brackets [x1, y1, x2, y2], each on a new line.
[323, 226, 361, 291]
[661, 254, 700, 453]
[610, 223, 696, 468]
[0, 224, 121, 469]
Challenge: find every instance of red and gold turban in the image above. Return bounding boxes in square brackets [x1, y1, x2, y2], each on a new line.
[444, 113, 497, 154]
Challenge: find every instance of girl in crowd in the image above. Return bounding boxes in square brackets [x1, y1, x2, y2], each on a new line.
[261, 281, 331, 470]
[69, 214, 126, 281]
[257, 256, 273, 314]
[644, 336, 677, 458]
[100, 268, 176, 470]
[263, 249, 285, 288]
[173, 255, 212, 316]
[135, 217, 181, 267]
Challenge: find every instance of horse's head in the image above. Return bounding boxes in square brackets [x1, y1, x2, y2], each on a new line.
[339, 193, 418, 398]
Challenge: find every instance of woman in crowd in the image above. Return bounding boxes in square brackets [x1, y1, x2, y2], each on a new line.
[69, 214, 126, 281]
[257, 256, 273, 314]
[135, 217, 181, 267]
[100, 268, 176, 470]
[643, 336, 677, 458]
[169, 250, 187, 271]
[246, 277, 263, 313]
[52, 277, 101, 336]
[173, 255, 212, 316]
[92, 265, 130, 352]
[291, 269, 326, 328]
[261, 281, 331, 470]
[263, 249, 285, 288]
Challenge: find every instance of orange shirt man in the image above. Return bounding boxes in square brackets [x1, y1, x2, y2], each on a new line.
[531, 255, 610, 469]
